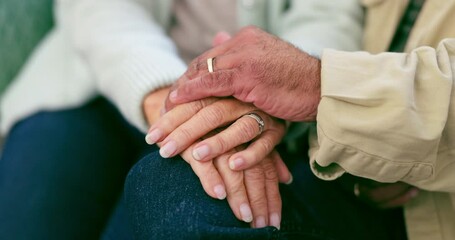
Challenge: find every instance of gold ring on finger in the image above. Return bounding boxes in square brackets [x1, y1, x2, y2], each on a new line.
[207, 57, 215, 73]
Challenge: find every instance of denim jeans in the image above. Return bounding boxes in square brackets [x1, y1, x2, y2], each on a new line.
[123, 151, 407, 240]
[0, 98, 149, 240]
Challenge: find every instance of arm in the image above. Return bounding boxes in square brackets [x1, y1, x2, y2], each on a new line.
[311, 39, 455, 192]
[55, 0, 185, 132]
[168, 27, 455, 192]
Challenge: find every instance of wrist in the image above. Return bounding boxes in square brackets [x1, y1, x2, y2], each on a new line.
[308, 57, 321, 121]
[142, 87, 171, 126]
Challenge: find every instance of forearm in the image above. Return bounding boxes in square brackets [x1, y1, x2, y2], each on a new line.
[311, 39, 455, 192]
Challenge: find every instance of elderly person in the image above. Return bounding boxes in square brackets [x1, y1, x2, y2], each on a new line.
[161, 0, 455, 239]
[0, 0, 363, 239]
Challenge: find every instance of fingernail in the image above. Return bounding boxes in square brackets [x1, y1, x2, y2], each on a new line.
[255, 216, 266, 228]
[229, 158, 244, 170]
[270, 213, 281, 230]
[285, 174, 294, 185]
[169, 90, 178, 102]
[240, 203, 253, 223]
[214, 185, 226, 200]
[193, 145, 210, 161]
[145, 129, 162, 145]
[159, 140, 177, 158]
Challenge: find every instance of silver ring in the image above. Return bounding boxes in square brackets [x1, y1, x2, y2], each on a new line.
[207, 57, 214, 73]
[243, 112, 265, 136]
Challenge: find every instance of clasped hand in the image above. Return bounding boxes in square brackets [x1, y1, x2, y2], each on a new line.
[144, 90, 290, 229]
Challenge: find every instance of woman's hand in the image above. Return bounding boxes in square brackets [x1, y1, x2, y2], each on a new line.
[178, 143, 283, 229]
[146, 97, 289, 173]
[143, 92, 290, 228]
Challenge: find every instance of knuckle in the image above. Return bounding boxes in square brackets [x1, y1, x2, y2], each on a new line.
[249, 193, 266, 207]
[238, 119, 259, 140]
[217, 71, 234, 88]
[203, 104, 226, 127]
[188, 100, 204, 114]
[262, 161, 278, 181]
[259, 137, 275, 153]
[176, 126, 194, 142]
[198, 74, 216, 89]
[194, 56, 206, 72]
[244, 166, 265, 182]
[241, 25, 262, 38]
[226, 177, 246, 196]
[213, 136, 229, 153]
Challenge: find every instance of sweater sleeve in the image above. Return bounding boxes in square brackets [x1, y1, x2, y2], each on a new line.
[310, 39, 455, 192]
[280, 0, 364, 56]
[55, 0, 186, 132]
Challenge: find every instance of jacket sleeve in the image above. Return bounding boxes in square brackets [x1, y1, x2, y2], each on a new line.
[55, 0, 186, 132]
[280, 0, 364, 55]
[310, 39, 455, 192]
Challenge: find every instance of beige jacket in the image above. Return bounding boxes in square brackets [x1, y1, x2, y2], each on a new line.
[310, 0, 455, 239]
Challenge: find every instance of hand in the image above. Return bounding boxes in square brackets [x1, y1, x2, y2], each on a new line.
[143, 92, 289, 228]
[166, 26, 322, 122]
[179, 143, 283, 229]
[147, 97, 290, 175]
[354, 180, 419, 209]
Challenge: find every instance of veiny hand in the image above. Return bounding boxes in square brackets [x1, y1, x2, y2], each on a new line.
[166, 26, 322, 122]
[354, 180, 419, 209]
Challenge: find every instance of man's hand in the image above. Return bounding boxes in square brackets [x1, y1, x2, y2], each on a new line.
[354, 180, 419, 209]
[166, 26, 322, 122]
[147, 98, 290, 174]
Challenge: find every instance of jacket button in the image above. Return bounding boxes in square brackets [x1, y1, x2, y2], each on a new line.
[242, 0, 256, 9]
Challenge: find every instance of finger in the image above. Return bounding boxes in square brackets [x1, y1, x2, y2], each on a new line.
[360, 182, 413, 203]
[214, 152, 253, 224]
[228, 130, 283, 171]
[191, 111, 270, 162]
[169, 70, 238, 104]
[271, 151, 292, 184]
[159, 99, 254, 158]
[262, 158, 282, 229]
[145, 98, 217, 145]
[243, 165, 268, 228]
[169, 48, 250, 105]
[183, 44, 238, 80]
[212, 31, 232, 47]
[378, 188, 419, 209]
[180, 143, 227, 200]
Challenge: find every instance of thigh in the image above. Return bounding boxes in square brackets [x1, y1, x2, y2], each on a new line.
[0, 98, 147, 240]
[124, 152, 279, 240]
[124, 151, 407, 240]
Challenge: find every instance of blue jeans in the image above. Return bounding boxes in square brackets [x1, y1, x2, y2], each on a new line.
[123, 151, 407, 240]
[0, 98, 149, 240]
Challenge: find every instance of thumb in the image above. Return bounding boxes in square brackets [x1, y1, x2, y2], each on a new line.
[212, 31, 232, 47]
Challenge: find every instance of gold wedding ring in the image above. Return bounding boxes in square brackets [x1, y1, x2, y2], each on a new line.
[243, 112, 265, 136]
[207, 57, 214, 73]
